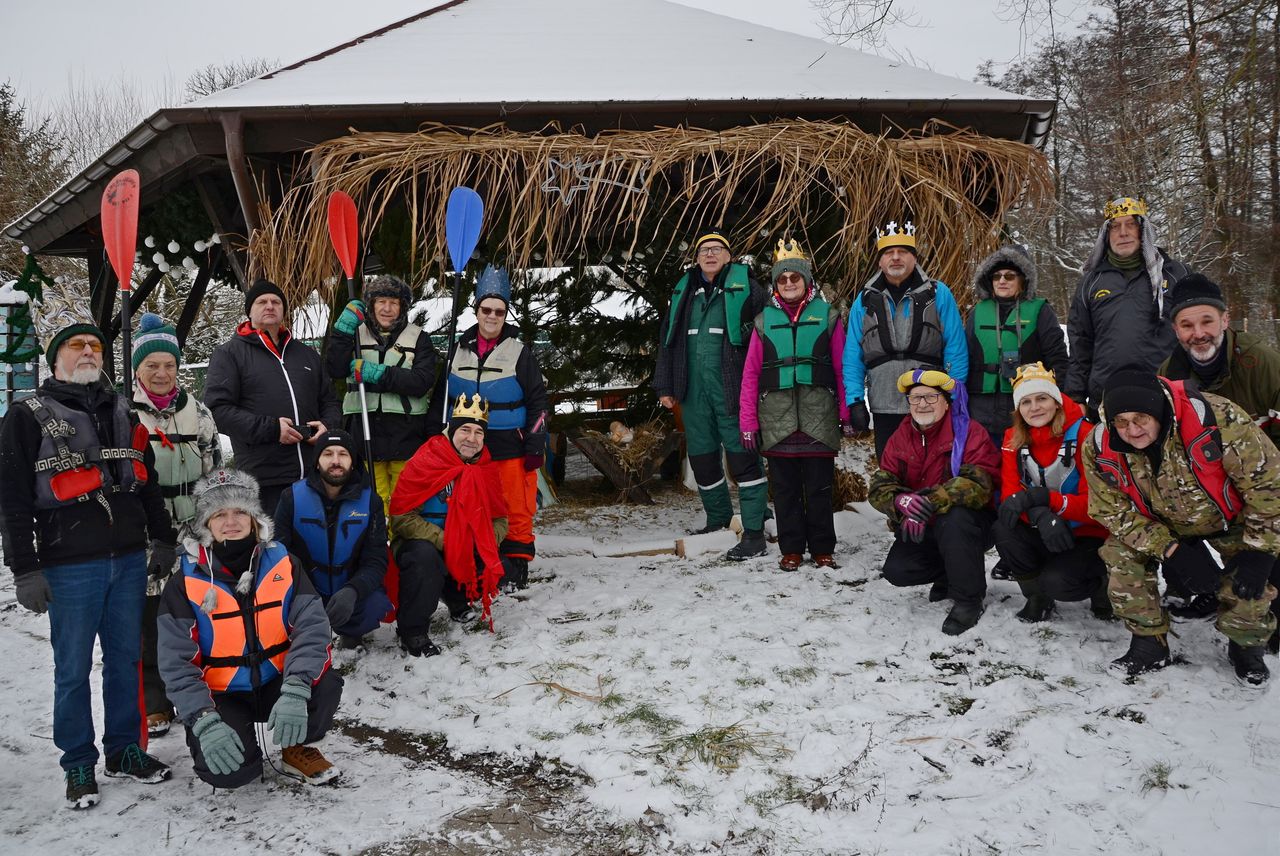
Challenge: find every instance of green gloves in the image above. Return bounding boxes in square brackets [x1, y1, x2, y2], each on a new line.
[350, 359, 387, 386]
[192, 711, 245, 776]
[334, 300, 366, 335]
[267, 677, 311, 747]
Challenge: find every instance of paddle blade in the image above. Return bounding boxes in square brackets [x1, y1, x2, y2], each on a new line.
[101, 169, 140, 291]
[445, 186, 484, 272]
[327, 191, 360, 278]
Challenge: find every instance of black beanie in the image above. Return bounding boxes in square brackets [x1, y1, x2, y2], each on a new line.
[1103, 368, 1168, 422]
[244, 279, 288, 316]
[1167, 273, 1227, 319]
[314, 428, 359, 465]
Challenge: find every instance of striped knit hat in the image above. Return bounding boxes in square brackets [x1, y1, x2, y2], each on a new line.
[132, 312, 181, 370]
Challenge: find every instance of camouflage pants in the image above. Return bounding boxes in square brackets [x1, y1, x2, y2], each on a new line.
[1101, 538, 1278, 646]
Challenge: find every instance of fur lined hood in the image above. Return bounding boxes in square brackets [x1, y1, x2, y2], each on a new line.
[971, 245, 1039, 301]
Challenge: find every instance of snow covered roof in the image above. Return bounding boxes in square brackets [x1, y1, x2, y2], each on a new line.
[191, 0, 1038, 111]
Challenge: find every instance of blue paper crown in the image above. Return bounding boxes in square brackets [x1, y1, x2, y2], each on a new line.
[475, 265, 511, 305]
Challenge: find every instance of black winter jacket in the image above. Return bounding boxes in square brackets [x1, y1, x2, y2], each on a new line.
[0, 379, 177, 577]
[271, 467, 388, 599]
[326, 319, 440, 460]
[204, 323, 341, 488]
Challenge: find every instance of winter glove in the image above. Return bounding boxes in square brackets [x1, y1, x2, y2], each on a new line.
[893, 492, 936, 524]
[192, 711, 245, 777]
[334, 300, 366, 335]
[997, 486, 1052, 531]
[840, 420, 856, 439]
[1161, 538, 1220, 596]
[15, 571, 52, 614]
[325, 586, 358, 629]
[1028, 507, 1074, 554]
[147, 540, 177, 583]
[524, 453, 544, 472]
[740, 431, 758, 452]
[266, 676, 311, 748]
[1227, 550, 1274, 601]
[848, 401, 871, 433]
[350, 359, 387, 386]
[899, 517, 927, 544]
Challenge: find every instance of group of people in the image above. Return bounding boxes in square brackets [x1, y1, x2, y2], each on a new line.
[657, 200, 1280, 690]
[0, 268, 546, 808]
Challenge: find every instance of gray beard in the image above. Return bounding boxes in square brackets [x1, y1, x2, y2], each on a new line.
[68, 367, 102, 385]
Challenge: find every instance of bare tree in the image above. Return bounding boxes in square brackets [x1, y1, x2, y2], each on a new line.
[183, 58, 278, 102]
[811, 0, 919, 50]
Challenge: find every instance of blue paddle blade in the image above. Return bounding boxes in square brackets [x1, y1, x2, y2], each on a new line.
[445, 186, 484, 272]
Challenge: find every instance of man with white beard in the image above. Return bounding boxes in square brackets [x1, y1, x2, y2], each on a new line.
[0, 290, 177, 810]
[1158, 273, 1280, 639]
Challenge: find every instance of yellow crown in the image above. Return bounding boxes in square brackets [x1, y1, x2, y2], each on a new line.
[451, 393, 489, 424]
[774, 238, 807, 263]
[1013, 361, 1056, 388]
[1103, 197, 1148, 220]
[875, 219, 917, 252]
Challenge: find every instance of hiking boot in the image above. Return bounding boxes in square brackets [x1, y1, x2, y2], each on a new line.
[941, 602, 984, 636]
[281, 744, 340, 785]
[334, 634, 363, 650]
[778, 553, 803, 571]
[1090, 581, 1115, 621]
[1228, 640, 1270, 687]
[990, 560, 1015, 581]
[500, 557, 529, 593]
[689, 521, 730, 536]
[812, 554, 840, 569]
[927, 580, 950, 603]
[1168, 593, 1219, 620]
[449, 605, 478, 624]
[1015, 579, 1054, 623]
[401, 634, 441, 657]
[1108, 633, 1172, 678]
[104, 743, 171, 784]
[65, 765, 99, 810]
[725, 530, 767, 561]
[146, 711, 173, 738]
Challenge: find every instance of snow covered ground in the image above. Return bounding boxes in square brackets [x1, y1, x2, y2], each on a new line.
[1, 449, 1277, 855]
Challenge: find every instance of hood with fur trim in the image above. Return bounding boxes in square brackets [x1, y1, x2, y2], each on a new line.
[971, 245, 1039, 301]
[189, 469, 275, 548]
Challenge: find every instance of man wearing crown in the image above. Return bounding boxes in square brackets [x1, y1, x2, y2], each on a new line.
[386, 393, 510, 656]
[0, 287, 179, 808]
[655, 230, 771, 558]
[1064, 197, 1190, 418]
[843, 220, 969, 458]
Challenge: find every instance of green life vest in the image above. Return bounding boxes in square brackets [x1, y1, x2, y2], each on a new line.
[135, 392, 209, 525]
[973, 298, 1045, 393]
[343, 323, 430, 416]
[664, 263, 751, 348]
[757, 299, 837, 390]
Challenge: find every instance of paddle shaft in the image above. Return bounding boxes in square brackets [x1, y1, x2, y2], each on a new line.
[345, 274, 375, 470]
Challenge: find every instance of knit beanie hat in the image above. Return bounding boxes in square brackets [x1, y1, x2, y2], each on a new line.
[1102, 368, 1167, 422]
[693, 230, 731, 255]
[191, 468, 274, 547]
[448, 392, 490, 438]
[243, 278, 288, 316]
[1166, 273, 1227, 320]
[1011, 362, 1062, 408]
[131, 312, 181, 370]
[769, 238, 813, 286]
[314, 428, 359, 465]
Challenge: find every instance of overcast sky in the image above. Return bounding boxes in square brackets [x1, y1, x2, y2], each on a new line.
[3, 0, 1086, 112]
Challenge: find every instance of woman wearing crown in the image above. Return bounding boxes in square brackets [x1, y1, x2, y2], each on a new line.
[739, 240, 851, 571]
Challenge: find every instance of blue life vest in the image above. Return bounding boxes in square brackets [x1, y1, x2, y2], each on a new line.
[1018, 418, 1084, 528]
[449, 337, 528, 431]
[417, 484, 451, 529]
[290, 481, 374, 597]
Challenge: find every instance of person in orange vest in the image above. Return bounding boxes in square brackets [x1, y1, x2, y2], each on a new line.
[157, 469, 344, 787]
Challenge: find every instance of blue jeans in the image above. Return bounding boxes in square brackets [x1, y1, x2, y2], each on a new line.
[45, 551, 147, 770]
[332, 588, 393, 638]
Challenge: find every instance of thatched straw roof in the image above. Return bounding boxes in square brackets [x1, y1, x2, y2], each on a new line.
[251, 120, 1051, 307]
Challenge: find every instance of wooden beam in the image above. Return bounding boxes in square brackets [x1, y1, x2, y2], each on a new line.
[175, 247, 219, 347]
[107, 267, 165, 341]
[194, 173, 249, 289]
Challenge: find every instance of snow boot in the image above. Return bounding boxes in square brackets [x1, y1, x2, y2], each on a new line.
[401, 634, 441, 657]
[104, 744, 171, 784]
[1015, 578, 1054, 623]
[778, 553, 803, 571]
[1169, 593, 1219, 620]
[990, 560, 1014, 581]
[146, 712, 173, 738]
[941, 602, 984, 636]
[812, 554, 840, 569]
[689, 521, 730, 535]
[500, 557, 530, 593]
[65, 765, 99, 810]
[927, 580, 950, 603]
[1228, 640, 1270, 687]
[281, 745, 340, 785]
[1108, 633, 1172, 678]
[1090, 578, 1115, 621]
[725, 530, 767, 561]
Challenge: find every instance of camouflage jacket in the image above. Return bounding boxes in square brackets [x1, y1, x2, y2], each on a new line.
[1083, 389, 1280, 560]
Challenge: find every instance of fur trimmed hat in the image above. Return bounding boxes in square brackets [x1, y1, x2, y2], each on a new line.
[971, 244, 1038, 301]
[362, 275, 413, 319]
[191, 468, 274, 546]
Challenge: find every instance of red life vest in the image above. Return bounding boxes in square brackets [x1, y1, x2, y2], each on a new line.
[1091, 379, 1242, 528]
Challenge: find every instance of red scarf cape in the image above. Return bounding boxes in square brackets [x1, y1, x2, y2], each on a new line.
[389, 434, 507, 626]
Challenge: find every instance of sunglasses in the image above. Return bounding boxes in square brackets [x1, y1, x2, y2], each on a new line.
[776, 273, 805, 285]
[476, 306, 505, 317]
[63, 338, 104, 353]
[991, 271, 1021, 282]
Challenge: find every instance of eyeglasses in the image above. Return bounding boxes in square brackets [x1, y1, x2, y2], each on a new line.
[776, 273, 805, 285]
[476, 306, 505, 317]
[697, 245, 728, 257]
[907, 392, 942, 406]
[1112, 413, 1155, 431]
[62, 338, 103, 353]
[991, 271, 1021, 282]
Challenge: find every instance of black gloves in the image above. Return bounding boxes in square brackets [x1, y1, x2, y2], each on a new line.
[848, 401, 871, 433]
[1028, 508, 1074, 553]
[15, 572, 52, 614]
[148, 541, 178, 582]
[1227, 550, 1275, 601]
[1161, 539, 1221, 596]
[998, 486, 1051, 531]
[325, 586, 358, 629]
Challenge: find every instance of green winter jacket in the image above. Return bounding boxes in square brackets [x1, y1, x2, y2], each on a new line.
[1160, 328, 1280, 447]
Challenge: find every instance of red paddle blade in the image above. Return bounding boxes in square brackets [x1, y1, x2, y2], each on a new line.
[101, 169, 140, 291]
[327, 191, 360, 278]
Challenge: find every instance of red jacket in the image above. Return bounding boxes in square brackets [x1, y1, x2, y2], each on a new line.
[881, 412, 1001, 496]
[1000, 395, 1108, 539]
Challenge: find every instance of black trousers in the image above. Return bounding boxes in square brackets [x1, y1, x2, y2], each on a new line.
[992, 519, 1107, 601]
[882, 506, 994, 607]
[393, 540, 469, 637]
[140, 593, 173, 717]
[766, 456, 836, 555]
[184, 669, 344, 789]
[872, 412, 908, 459]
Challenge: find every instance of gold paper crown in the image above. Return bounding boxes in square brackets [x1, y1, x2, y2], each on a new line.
[451, 393, 490, 424]
[875, 220, 917, 252]
[773, 238, 808, 263]
[1103, 197, 1148, 220]
[1013, 361, 1057, 388]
